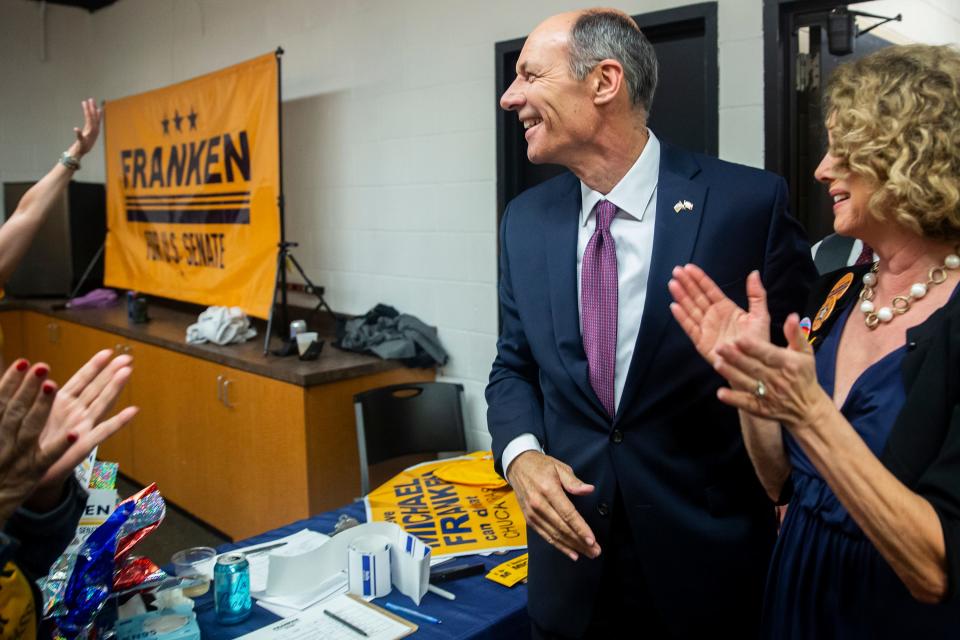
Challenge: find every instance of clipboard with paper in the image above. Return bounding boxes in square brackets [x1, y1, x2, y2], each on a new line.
[235, 593, 416, 639]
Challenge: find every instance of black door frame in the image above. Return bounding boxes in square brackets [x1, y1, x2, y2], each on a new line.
[495, 2, 719, 221]
[763, 0, 898, 239]
[762, 0, 870, 178]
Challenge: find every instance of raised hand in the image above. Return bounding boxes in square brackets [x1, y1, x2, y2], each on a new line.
[36, 349, 138, 491]
[67, 97, 103, 158]
[669, 265, 771, 362]
[507, 451, 601, 562]
[712, 313, 827, 428]
[0, 360, 71, 524]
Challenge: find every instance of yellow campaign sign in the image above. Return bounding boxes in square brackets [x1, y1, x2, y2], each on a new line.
[104, 53, 280, 318]
[365, 452, 527, 558]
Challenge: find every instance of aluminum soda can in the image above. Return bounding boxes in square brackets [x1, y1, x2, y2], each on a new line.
[214, 552, 251, 624]
[289, 319, 307, 340]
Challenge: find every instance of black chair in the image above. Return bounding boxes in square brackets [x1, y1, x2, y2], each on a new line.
[353, 382, 467, 496]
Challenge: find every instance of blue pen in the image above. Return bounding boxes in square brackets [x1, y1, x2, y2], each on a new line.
[384, 602, 442, 624]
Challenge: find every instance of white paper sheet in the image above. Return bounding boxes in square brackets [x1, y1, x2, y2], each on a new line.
[237, 593, 415, 640]
[255, 572, 347, 611]
[195, 529, 329, 594]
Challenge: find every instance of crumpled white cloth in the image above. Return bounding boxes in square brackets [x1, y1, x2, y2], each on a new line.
[186, 306, 257, 345]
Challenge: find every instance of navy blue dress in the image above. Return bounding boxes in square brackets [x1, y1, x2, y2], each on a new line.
[762, 302, 960, 638]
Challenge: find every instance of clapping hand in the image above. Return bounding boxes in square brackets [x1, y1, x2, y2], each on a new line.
[712, 314, 826, 429]
[0, 350, 138, 520]
[37, 349, 138, 490]
[0, 360, 70, 523]
[669, 265, 771, 362]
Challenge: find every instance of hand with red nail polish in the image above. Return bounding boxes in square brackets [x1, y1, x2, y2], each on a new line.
[0, 361, 64, 526]
[33, 349, 138, 508]
[0, 349, 138, 520]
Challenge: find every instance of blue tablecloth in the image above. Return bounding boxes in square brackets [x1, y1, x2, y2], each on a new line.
[193, 501, 529, 639]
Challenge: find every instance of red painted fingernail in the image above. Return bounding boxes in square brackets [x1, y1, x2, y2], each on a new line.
[34, 366, 49, 378]
[42, 382, 56, 395]
[15, 359, 28, 372]
[67, 432, 79, 444]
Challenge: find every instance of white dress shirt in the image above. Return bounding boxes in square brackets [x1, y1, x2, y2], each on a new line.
[810, 236, 864, 267]
[501, 131, 662, 477]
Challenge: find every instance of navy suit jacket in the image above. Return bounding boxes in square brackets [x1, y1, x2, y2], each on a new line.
[486, 142, 817, 636]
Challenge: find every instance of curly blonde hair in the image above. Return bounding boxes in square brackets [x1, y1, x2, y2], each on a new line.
[825, 44, 960, 239]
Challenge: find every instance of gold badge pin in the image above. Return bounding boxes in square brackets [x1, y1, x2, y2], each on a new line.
[811, 272, 854, 332]
[828, 272, 854, 300]
[811, 296, 836, 332]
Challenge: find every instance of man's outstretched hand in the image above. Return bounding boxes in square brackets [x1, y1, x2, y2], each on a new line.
[507, 451, 601, 561]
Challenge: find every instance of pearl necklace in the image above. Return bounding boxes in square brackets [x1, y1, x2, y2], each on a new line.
[859, 248, 960, 329]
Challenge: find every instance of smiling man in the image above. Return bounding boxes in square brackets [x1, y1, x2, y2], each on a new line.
[487, 9, 817, 638]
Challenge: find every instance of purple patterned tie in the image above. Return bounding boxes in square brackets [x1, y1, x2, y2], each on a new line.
[581, 199, 618, 418]
[854, 242, 875, 266]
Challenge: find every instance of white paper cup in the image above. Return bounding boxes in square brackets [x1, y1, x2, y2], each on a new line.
[347, 535, 392, 598]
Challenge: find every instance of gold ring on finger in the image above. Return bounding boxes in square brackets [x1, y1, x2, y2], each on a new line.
[754, 379, 767, 399]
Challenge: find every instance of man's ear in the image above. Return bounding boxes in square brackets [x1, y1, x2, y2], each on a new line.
[593, 59, 625, 106]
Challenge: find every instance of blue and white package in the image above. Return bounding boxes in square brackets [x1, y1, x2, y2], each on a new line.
[114, 605, 200, 640]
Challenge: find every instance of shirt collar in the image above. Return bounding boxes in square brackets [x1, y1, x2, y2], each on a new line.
[580, 129, 660, 226]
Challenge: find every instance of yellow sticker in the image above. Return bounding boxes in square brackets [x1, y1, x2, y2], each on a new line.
[486, 553, 528, 587]
[811, 296, 836, 332]
[827, 272, 854, 301]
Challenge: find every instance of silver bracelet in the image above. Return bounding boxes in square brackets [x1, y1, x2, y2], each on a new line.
[59, 151, 80, 171]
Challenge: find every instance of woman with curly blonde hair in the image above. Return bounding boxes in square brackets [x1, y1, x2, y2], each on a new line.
[669, 44, 960, 637]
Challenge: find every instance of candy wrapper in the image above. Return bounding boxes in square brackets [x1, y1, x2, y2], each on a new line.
[48, 500, 134, 638]
[114, 556, 168, 592]
[115, 484, 166, 560]
[43, 484, 167, 639]
[73, 448, 98, 490]
[89, 461, 119, 490]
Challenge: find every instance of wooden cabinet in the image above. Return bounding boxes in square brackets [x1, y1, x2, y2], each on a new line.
[12, 308, 433, 540]
[0, 310, 24, 365]
[122, 339, 311, 538]
[19, 312, 137, 472]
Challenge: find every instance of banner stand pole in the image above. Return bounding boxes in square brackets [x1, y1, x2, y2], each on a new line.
[67, 240, 106, 301]
[264, 46, 290, 354]
[264, 47, 336, 354]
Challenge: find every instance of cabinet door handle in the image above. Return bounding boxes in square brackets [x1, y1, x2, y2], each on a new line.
[216, 375, 224, 403]
[48, 322, 60, 344]
[115, 343, 123, 353]
[222, 379, 234, 408]
[122, 344, 132, 354]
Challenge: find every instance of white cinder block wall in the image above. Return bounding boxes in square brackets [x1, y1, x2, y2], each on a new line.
[1, 0, 957, 450]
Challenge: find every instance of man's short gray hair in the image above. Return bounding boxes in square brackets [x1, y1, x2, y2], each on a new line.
[569, 10, 658, 113]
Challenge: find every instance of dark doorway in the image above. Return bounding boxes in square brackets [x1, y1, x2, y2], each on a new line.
[764, 0, 897, 242]
[495, 3, 718, 220]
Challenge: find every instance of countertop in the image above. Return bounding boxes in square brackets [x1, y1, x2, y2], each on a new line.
[1, 298, 414, 387]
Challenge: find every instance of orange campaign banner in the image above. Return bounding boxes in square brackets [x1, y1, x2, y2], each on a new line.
[104, 53, 280, 318]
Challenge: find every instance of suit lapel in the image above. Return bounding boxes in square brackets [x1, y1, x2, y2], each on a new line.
[545, 175, 608, 419]
[617, 145, 707, 419]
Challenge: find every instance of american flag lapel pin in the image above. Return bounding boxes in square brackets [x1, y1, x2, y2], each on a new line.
[673, 200, 684, 213]
[682, 200, 694, 211]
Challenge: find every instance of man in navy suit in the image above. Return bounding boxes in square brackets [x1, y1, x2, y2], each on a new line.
[487, 9, 816, 638]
